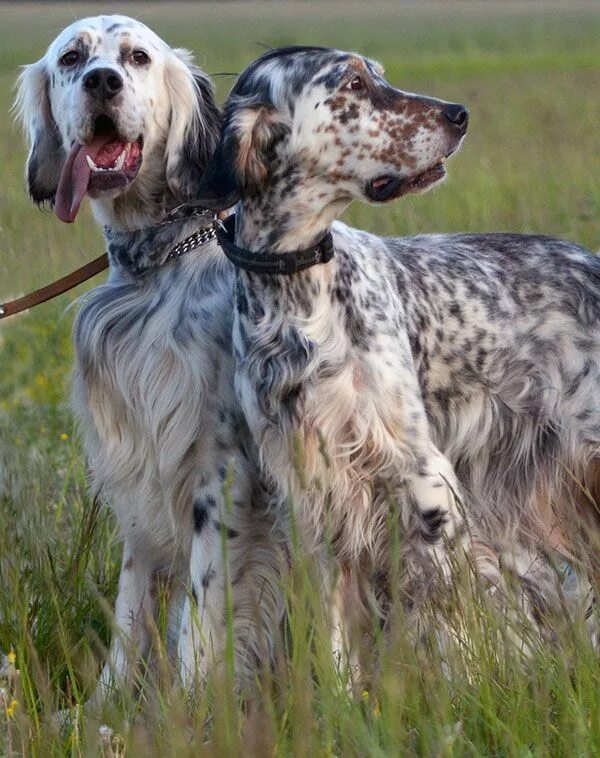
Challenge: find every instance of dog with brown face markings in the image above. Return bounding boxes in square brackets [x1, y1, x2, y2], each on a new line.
[196, 46, 598, 660]
[16, 16, 287, 699]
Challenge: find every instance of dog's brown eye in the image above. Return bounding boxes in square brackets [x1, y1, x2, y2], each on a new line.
[60, 50, 79, 67]
[131, 50, 150, 66]
[348, 75, 364, 91]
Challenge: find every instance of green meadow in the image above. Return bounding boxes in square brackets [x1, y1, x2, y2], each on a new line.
[0, 2, 599, 754]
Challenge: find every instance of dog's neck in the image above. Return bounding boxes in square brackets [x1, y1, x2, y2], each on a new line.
[93, 190, 174, 233]
[94, 163, 213, 276]
[235, 179, 349, 255]
[103, 208, 215, 277]
[90, 150, 209, 275]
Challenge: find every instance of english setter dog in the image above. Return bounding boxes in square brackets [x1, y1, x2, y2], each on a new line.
[195, 46, 599, 656]
[16, 16, 287, 698]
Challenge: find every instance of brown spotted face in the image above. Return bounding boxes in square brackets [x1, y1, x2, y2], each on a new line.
[16, 15, 219, 228]
[197, 47, 468, 217]
[294, 54, 468, 204]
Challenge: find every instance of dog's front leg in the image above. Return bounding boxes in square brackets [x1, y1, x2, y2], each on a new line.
[404, 439, 504, 595]
[178, 472, 284, 692]
[386, 377, 498, 586]
[91, 540, 158, 704]
[407, 444, 468, 562]
[330, 565, 373, 692]
[177, 486, 225, 689]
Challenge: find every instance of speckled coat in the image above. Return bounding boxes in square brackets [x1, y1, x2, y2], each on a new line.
[197, 46, 599, 654]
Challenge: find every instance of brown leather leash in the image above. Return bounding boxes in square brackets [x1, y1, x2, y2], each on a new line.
[0, 204, 222, 321]
[0, 253, 109, 320]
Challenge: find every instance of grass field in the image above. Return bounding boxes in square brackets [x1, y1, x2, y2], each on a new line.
[0, 2, 599, 754]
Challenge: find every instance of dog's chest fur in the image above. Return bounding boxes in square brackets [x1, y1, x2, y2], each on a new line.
[234, 224, 425, 560]
[72, 246, 239, 570]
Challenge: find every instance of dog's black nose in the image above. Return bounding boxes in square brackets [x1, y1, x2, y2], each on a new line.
[83, 68, 123, 100]
[442, 103, 469, 132]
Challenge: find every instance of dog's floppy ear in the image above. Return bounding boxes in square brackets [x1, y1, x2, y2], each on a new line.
[196, 104, 291, 211]
[14, 59, 65, 206]
[164, 49, 221, 201]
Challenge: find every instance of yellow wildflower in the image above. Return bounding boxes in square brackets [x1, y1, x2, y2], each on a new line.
[361, 689, 380, 717]
[6, 698, 18, 718]
[60, 433, 69, 441]
[7, 651, 16, 666]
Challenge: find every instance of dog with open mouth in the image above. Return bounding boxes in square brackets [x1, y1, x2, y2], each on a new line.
[54, 114, 143, 223]
[16, 16, 287, 700]
[17, 14, 218, 230]
[196, 46, 599, 667]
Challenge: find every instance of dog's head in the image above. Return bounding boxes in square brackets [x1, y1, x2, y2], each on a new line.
[15, 15, 220, 229]
[198, 46, 467, 212]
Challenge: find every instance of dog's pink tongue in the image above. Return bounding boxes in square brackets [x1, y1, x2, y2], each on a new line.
[55, 136, 112, 223]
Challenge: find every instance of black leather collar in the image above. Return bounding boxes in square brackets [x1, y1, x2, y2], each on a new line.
[215, 215, 334, 275]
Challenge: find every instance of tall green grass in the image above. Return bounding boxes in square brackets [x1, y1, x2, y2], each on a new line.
[0, 3, 599, 754]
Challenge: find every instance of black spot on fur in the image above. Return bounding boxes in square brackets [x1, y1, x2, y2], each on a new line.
[193, 501, 209, 533]
[236, 282, 249, 316]
[202, 569, 217, 589]
[420, 508, 447, 543]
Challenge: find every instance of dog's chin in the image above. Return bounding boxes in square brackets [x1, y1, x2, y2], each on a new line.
[365, 162, 447, 203]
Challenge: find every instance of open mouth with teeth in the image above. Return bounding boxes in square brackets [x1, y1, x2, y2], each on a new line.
[55, 115, 143, 223]
[365, 160, 447, 203]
